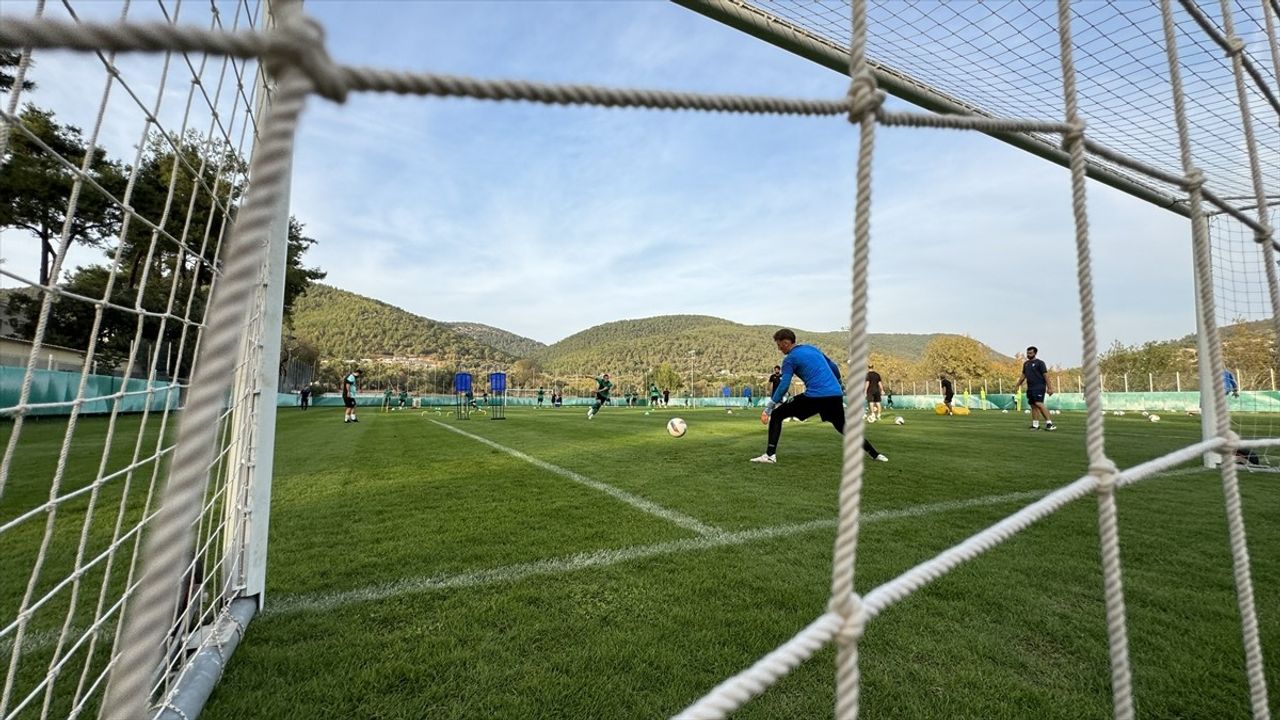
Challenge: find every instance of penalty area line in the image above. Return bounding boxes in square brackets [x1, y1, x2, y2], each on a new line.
[266, 489, 1049, 617]
[427, 419, 723, 537]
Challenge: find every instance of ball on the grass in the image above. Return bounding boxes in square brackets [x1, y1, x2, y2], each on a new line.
[866, 414, 878, 423]
[1002, 409, 1009, 414]
[894, 416, 905, 425]
[1148, 414, 1161, 423]
[1141, 411, 1149, 417]
[667, 417, 688, 437]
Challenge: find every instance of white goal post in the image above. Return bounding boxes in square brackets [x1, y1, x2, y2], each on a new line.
[0, 0, 1275, 718]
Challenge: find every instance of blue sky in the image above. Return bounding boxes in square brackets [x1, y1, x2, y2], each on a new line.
[1, 0, 1207, 365]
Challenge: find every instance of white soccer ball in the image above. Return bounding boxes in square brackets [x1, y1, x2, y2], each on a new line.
[866, 414, 878, 423]
[667, 417, 688, 437]
[1141, 411, 1149, 417]
[1024, 409, 1031, 414]
[894, 416, 905, 425]
[1148, 414, 1161, 423]
[1002, 409, 1009, 414]
[1118, 411, 1126, 416]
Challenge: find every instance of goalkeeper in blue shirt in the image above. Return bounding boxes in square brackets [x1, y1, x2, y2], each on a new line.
[751, 329, 887, 464]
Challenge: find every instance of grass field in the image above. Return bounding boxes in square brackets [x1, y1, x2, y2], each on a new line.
[4, 405, 1279, 718]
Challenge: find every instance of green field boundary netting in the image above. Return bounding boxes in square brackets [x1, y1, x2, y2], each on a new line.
[0, 367, 180, 417]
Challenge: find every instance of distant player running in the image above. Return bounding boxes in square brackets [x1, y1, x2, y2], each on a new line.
[587, 373, 613, 419]
[343, 369, 362, 423]
[940, 376, 954, 415]
[649, 382, 661, 409]
[537, 386, 546, 408]
[1013, 345, 1056, 431]
[382, 387, 393, 413]
[751, 329, 887, 464]
[398, 389, 409, 410]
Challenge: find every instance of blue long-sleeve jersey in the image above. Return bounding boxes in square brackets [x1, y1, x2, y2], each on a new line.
[771, 344, 843, 403]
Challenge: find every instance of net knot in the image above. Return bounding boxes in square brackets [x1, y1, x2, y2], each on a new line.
[1090, 458, 1119, 492]
[1183, 168, 1206, 192]
[846, 70, 883, 123]
[269, 15, 348, 103]
[830, 592, 866, 645]
[1061, 120, 1086, 148]
[1225, 35, 1245, 56]
[1253, 224, 1274, 245]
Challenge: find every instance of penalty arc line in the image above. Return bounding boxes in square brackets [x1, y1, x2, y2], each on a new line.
[428, 418, 723, 537]
[265, 489, 1050, 617]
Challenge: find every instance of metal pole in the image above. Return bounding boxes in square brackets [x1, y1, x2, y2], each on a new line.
[1176, 371, 1182, 392]
[1271, 367, 1276, 391]
[225, 7, 291, 608]
[1123, 372, 1129, 393]
[1149, 372, 1154, 392]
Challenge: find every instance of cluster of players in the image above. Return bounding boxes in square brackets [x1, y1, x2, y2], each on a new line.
[331, 331, 1063, 460]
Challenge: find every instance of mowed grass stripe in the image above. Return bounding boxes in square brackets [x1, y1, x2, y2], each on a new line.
[266, 489, 1049, 617]
[428, 419, 722, 537]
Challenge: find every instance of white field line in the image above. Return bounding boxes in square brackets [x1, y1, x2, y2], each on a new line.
[428, 419, 722, 537]
[6, 466, 1227, 653]
[265, 489, 1049, 617]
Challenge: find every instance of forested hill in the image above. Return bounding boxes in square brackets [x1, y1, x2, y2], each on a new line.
[291, 285, 514, 365]
[533, 315, 1009, 377]
[446, 322, 546, 358]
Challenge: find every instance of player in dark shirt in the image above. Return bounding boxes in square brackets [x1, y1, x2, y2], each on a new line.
[1013, 345, 1056, 430]
[768, 365, 782, 398]
[865, 367, 883, 421]
[939, 376, 954, 416]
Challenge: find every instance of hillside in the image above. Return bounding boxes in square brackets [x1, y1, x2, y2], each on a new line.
[290, 285, 514, 366]
[446, 322, 546, 358]
[533, 315, 1009, 377]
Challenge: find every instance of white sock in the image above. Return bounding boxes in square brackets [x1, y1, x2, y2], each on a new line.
[1032, 421, 1040, 428]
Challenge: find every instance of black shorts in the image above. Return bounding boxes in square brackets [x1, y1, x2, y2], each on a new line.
[943, 393, 954, 403]
[1026, 387, 1046, 404]
[868, 392, 882, 403]
[774, 394, 845, 425]
[596, 393, 609, 404]
[343, 396, 356, 408]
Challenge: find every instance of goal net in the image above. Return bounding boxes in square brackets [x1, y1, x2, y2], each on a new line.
[0, 0, 1275, 718]
[0, 1, 277, 718]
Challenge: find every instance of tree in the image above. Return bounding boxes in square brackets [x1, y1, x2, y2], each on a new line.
[0, 106, 126, 285]
[510, 358, 542, 387]
[653, 362, 684, 392]
[867, 352, 912, 391]
[1221, 322, 1275, 390]
[919, 335, 991, 381]
[1, 49, 36, 93]
[115, 131, 246, 291]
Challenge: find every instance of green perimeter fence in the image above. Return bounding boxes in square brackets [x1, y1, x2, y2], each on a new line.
[6, 367, 1277, 417]
[1, 366, 181, 417]
[273, 389, 1280, 413]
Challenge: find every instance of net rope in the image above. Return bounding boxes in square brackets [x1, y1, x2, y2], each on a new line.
[0, 0, 1273, 718]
